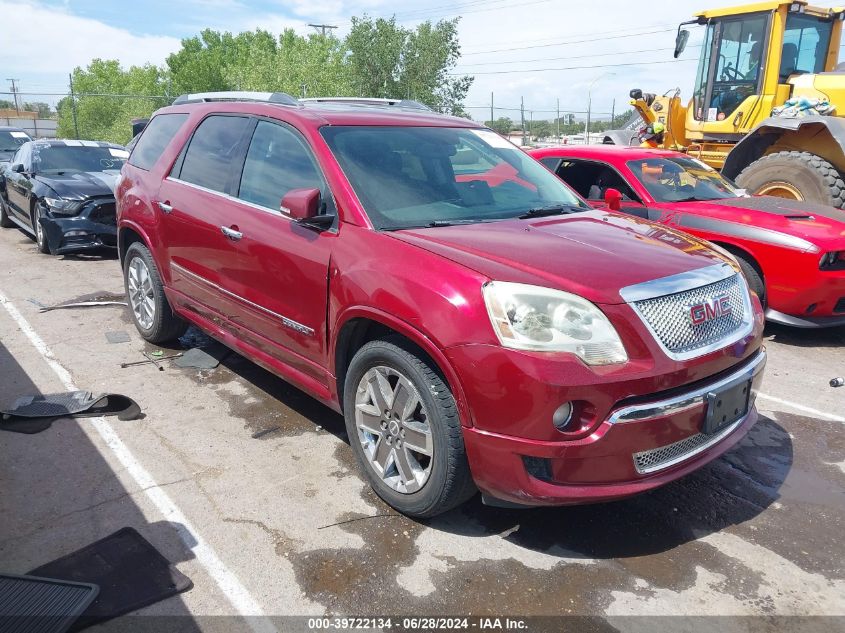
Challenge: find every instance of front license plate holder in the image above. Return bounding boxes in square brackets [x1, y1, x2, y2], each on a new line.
[703, 379, 751, 435]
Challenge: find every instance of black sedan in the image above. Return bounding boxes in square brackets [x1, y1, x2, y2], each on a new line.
[0, 139, 127, 255]
[0, 126, 32, 166]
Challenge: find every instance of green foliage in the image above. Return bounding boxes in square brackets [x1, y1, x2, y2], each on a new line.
[23, 102, 53, 118]
[483, 117, 514, 134]
[57, 59, 168, 143]
[0, 99, 15, 110]
[58, 17, 473, 144]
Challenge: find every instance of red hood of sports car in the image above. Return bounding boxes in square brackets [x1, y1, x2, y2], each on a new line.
[659, 196, 845, 249]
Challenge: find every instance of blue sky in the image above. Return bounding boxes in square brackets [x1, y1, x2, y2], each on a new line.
[4, 0, 839, 122]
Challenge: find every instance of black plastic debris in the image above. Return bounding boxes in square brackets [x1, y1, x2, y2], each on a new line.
[28, 528, 192, 632]
[174, 345, 229, 370]
[0, 392, 141, 434]
[0, 573, 99, 633]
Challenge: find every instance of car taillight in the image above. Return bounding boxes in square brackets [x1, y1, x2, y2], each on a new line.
[819, 251, 845, 270]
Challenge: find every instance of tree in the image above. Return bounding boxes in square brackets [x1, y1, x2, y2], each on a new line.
[483, 117, 513, 134]
[345, 16, 472, 113]
[23, 102, 52, 118]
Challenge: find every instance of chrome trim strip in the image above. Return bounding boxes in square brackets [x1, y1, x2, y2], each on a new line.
[633, 416, 744, 474]
[165, 177, 295, 220]
[170, 262, 315, 336]
[618, 263, 735, 303]
[608, 349, 766, 424]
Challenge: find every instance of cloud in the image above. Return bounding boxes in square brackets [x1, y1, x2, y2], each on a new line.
[0, 0, 181, 75]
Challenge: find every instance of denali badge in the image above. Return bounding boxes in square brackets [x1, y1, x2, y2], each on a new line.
[688, 295, 732, 325]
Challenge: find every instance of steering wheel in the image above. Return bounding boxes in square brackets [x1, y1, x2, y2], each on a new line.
[720, 64, 743, 81]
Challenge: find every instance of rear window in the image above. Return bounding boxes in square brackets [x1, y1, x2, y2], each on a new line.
[129, 113, 189, 171]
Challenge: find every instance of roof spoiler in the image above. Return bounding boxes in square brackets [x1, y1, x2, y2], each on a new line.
[172, 91, 299, 106]
[300, 97, 432, 111]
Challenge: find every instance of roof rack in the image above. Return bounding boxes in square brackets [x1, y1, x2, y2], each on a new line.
[172, 91, 299, 106]
[300, 97, 432, 111]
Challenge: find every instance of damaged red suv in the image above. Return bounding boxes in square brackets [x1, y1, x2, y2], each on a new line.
[117, 93, 765, 517]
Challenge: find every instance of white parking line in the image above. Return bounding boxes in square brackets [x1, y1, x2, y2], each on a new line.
[757, 392, 845, 424]
[0, 290, 276, 633]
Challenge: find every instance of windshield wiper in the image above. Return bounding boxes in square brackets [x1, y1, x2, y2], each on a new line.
[517, 204, 584, 219]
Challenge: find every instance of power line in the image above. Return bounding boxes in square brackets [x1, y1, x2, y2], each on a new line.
[455, 44, 703, 68]
[462, 28, 676, 56]
[449, 57, 698, 76]
[340, 0, 554, 26]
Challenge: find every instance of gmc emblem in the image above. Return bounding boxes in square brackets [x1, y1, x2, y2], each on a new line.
[689, 295, 732, 325]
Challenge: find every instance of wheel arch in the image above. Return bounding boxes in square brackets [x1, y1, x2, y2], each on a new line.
[332, 308, 472, 427]
[709, 240, 764, 280]
[723, 115, 845, 180]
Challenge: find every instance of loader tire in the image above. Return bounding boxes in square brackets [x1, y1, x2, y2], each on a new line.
[735, 151, 845, 208]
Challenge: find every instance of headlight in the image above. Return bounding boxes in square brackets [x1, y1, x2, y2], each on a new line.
[482, 281, 628, 365]
[43, 197, 83, 216]
[819, 251, 844, 270]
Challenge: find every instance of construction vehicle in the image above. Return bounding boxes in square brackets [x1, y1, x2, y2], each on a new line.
[607, 1, 845, 208]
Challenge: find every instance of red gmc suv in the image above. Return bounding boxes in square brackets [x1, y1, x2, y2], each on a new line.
[117, 92, 766, 517]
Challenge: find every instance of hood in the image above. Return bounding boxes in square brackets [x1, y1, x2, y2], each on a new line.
[34, 169, 119, 200]
[668, 196, 845, 248]
[711, 195, 845, 223]
[389, 210, 729, 305]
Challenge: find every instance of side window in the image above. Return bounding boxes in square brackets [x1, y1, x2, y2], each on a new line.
[179, 115, 251, 193]
[129, 113, 189, 171]
[238, 120, 334, 214]
[539, 157, 562, 172]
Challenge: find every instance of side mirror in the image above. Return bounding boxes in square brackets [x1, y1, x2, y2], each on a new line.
[674, 29, 690, 59]
[11, 163, 24, 173]
[604, 188, 623, 211]
[281, 188, 333, 229]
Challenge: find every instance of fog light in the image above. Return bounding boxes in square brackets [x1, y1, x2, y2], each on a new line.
[552, 402, 573, 431]
[64, 230, 90, 237]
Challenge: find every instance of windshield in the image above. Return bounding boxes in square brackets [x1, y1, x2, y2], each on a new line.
[0, 131, 31, 152]
[32, 144, 128, 173]
[320, 126, 587, 230]
[626, 156, 741, 202]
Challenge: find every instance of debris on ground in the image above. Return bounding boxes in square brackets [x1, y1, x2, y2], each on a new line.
[174, 346, 229, 370]
[120, 353, 182, 369]
[105, 331, 131, 344]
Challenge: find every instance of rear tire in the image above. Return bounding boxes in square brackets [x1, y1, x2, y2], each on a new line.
[0, 195, 13, 228]
[343, 336, 476, 518]
[123, 241, 187, 344]
[735, 151, 845, 208]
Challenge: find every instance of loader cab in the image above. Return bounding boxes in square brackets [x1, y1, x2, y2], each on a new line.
[679, 2, 841, 140]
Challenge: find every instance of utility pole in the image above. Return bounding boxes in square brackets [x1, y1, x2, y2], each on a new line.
[6, 78, 20, 114]
[520, 96, 526, 146]
[68, 73, 79, 139]
[308, 23, 338, 37]
[611, 98, 616, 127]
[529, 110, 533, 144]
[556, 98, 560, 144]
[490, 91, 494, 127]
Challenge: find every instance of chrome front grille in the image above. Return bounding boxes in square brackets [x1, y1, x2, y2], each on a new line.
[633, 417, 742, 474]
[620, 264, 754, 361]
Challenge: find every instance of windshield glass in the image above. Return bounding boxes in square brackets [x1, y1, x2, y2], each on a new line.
[626, 156, 741, 202]
[32, 144, 128, 173]
[0, 131, 31, 151]
[320, 126, 587, 230]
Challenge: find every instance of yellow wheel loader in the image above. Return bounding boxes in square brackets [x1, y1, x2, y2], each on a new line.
[612, 1, 845, 208]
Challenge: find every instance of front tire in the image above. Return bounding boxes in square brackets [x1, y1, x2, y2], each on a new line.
[736, 151, 845, 208]
[343, 337, 475, 518]
[33, 204, 49, 254]
[123, 241, 187, 343]
[735, 253, 766, 309]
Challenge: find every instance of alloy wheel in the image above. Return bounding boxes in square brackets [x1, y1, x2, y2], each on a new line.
[127, 256, 156, 330]
[354, 366, 434, 494]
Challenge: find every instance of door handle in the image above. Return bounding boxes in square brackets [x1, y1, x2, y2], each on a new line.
[156, 201, 173, 214]
[221, 225, 243, 241]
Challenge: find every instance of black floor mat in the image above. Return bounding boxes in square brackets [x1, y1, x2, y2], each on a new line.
[0, 573, 99, 633]
[28, 528, 192, 631]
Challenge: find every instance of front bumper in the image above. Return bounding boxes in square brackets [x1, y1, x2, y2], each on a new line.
[463, 349, 766, 507]
[41, 199, 117, 255]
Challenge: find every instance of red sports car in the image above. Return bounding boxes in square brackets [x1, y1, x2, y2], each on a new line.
[529, 145, 845, 328]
